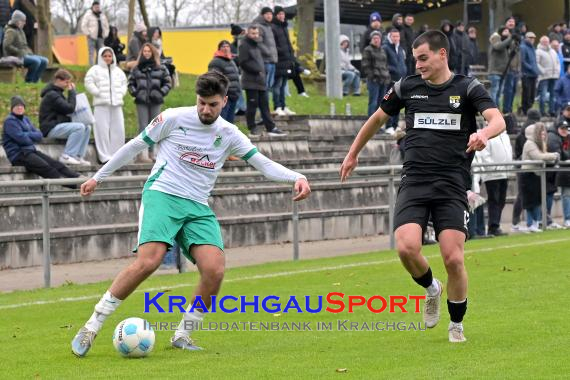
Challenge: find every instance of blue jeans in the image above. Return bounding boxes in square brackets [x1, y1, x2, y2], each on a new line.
[221, 98, 237, 123]
[47, 122, 91, 159]
[341, 70, 361, 95]
[468, 206, 486, 237]
[236, 91, 246, 112]
[526, 206, 541, 227]
[87, 37, 104, 66]
[23, 55, 48, 83]
[162, 242, 179, 267]
[502, 71, 519, 114]
[367, 80, 385, 117]
[272, 75, 288, 109]
[538, 78, 557, 116]
[264, 63, 275, 90]
[562, 187, 570, 221]
[546, 192, 554, 225]
[488, 74, 502, 108]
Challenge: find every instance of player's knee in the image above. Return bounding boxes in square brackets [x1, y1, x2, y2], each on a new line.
[201, 265, 225, 287]
[396, 239, 421, 262]
[134, 255, 162, 275]
[443, 253, 464, 272]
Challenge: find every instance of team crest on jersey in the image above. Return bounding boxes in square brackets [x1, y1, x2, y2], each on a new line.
[214, 135, 222, 147]
[180, 152, 216, 170]
[449, 96, 461, 109]
[383, 87, 394, 100]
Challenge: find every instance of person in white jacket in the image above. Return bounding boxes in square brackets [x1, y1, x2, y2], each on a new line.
[536, 35, 561, 116]
[475, 129, 513, 236]
[81, 1, 110, 66]
[85, 47, 128, 163]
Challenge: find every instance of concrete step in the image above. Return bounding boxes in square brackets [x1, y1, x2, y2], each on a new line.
[0, 206, 389, 269]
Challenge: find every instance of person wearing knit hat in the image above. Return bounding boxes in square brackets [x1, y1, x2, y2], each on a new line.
[80, 0, 109, 66]
[2, 95, 80, 185]
[230, 23, 244, 36]
[274, 5, 285, 15]
[252, 7, 278, 91]
[360, 11, 384, 54]
[126, 22, 148, 70]
[3, 10, 48, 83]
[261, 6, 273, 15]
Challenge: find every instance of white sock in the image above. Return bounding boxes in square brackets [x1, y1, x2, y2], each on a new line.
[426, 279, 440, 297]
[449, 321, 463, 330]
[174, 309, 204, 340]
[85, 290, 122, 333]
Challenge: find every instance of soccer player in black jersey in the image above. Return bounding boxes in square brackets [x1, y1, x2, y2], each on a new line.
[341, 31, 506, 342]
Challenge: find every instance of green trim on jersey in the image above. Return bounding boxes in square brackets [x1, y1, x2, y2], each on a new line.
[143, 162, 167, 191]
[242, 147, 258, 161]
[135, 190, 224, 264]
[141, 130, 155, 146]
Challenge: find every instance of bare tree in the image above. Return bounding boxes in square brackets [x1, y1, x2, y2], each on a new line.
[52, 0, 87, 34]
[159, 0, 191, 28]
[138, 0, 150, 28]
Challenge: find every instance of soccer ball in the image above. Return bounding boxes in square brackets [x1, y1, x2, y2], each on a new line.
[112, 317, 155, 358]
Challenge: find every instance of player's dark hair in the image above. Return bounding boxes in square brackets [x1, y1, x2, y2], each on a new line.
[196, 70, 229, 98]
[412, 30, 450, 56]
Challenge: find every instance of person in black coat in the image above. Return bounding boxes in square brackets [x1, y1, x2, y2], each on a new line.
[402, 14, 416, 75]
[359, 11, 384, 54]
[383, 28, 406, 133]
[128, 43, 171, 162]
[208, 40, 241, 123]
[104, 26, 126, 63]
[2, 96, 79, 186]
[547, 121, 570, 226]
[271, 6, 296, 115]
[238, 25, 284, 136]
[450, 21, 470, 75]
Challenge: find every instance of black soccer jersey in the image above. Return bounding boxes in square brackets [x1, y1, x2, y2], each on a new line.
[380, 74, 496, 188]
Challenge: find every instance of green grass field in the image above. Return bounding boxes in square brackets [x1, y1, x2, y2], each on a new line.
[1, 231, 569, 379]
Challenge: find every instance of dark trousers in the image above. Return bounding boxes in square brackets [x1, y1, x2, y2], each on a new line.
[291, 72, 305, 94]
[13, 150, 80, 188]
[468, 206, 486, 237]
[521, 76, 537, 115]
[485, 179, 508, 233]
[245, 89, 275, 132]
[512, 173, 524, 225]
[221, 98, 237, 123]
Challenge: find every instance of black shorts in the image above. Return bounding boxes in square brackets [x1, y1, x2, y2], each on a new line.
[393, 176, 469, 239]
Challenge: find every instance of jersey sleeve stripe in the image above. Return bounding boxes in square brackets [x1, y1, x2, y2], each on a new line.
[241, 147, 258, 161]
[141, 131, 156, 146]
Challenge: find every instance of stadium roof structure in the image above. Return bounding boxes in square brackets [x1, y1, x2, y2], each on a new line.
[285, 0, 463, 25]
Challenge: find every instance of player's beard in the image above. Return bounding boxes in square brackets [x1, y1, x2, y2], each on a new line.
[198, 113, 218, 125]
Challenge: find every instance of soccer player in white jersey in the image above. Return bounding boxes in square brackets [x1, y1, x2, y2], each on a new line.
[71, 71, 311, 356]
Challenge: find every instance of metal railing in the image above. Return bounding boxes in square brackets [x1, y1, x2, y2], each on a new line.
[1, 160, 568, 288]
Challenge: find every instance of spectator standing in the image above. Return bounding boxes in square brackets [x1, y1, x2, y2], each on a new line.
[512, 109, 541, 232]
[549, 23, 564, 43]
[81, 1, 109, 66]
[39, 69, 91, 165]
[148, 26, 163, 56]
[339, 34, 361, 96]
[104, 26, 126, 63]
[2, 96, 80, 185]
[551, 39, 564, 80]
[360, 12, 383, 54]
[554, 65, 570, 111]
[128, 43, 172, 163]
[488, 26, 513, 108]
[561, 30, 570, 72]
[476, 130, 513, 236]
[440, 20, 455, 70]
[0, 0, 11, 49]
[466, 26, 480, 70]
[402, 14, 416, 75]
[230, 23, 247, 115]
[126, 22, 147, 70]
[521, 122, 559, 232]
[520, 31, 540, 115]
[451, 21, 470, 75]
[252, 7, 278, 91]
[271, 6, 296, 116]
[536, 35, 560, 117]
[361, 31, 390, 117]
[238, 25, 285, 137]
[382, 28, 406, 134]
[503, 20, 522, 115]
[546, 120, 569, 228]
[85, 47, 128, 163]
[2, 10, 48, 83]
[208, 40, 241, 123]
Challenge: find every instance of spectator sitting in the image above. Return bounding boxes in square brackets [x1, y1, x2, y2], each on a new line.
[126, 22, 147, 70]
[104, 26, 126, 63]
[85, 47, 128, 164]
[339, 34, 361, 96]
[2, 96, 80, 186]
[81, 1, 109, 66]
[39, 69, 91, 166]
[361, 31, 390, 117]
[360, 12, 383, 54]
[2, 10, 48, 83]
[208, 40, 241, 123]
[521, 122, 559, 232]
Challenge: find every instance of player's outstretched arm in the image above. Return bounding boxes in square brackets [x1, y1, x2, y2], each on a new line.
[466, 108, 506, 153]
[246, 152, 311, 201]
[340, 107, 390, 181]
[80, 136, 150, 197]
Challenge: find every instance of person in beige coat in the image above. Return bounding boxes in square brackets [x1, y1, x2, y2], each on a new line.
[81, 1, 110, 66]
[85, 47, 128, 163]
[520, 122, 559, 231]
[536, 35, 561, 116]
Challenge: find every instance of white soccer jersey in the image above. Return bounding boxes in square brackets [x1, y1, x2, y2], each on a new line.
[140, 106, 257, 204]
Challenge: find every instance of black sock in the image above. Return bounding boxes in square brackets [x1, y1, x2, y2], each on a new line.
[412, 267, 433, 288]
[447, 299, 468, 323]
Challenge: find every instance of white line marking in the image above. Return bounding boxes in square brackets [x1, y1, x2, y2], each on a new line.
[0, 237, 567, 311]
